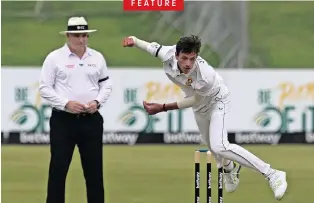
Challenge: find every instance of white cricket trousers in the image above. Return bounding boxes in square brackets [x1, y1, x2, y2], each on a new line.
[193, 95, 271, 174]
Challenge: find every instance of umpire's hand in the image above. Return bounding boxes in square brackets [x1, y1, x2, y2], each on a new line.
[85, 101, 98, 114]
[65, 101, 86, 113]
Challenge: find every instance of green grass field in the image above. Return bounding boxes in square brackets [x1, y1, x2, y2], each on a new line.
[2, 145, 313, 203]
[2, 1, 314, 68]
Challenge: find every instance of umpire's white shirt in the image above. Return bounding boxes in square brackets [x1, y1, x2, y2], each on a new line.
[39, 44, 112, 111]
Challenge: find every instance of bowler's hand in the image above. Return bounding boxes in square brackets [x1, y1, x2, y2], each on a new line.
[143, 101, 163, 115]
[65, 101, 85, 114]
[85, 100, 99, 114]
[122, 36, 135, 47]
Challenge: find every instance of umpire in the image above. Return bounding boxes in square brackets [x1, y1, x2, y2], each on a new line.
[39, 17, 112, 203]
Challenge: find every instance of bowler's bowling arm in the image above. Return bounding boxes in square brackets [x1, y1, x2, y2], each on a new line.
[129, 36, 173, 62]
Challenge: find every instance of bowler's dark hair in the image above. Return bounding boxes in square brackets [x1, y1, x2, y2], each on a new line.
[176, 35, 201, 56]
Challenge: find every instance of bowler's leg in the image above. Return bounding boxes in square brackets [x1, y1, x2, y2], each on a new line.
[77, 112, 104, 203]
[193, 111, 224, 168]
[209, 100, 288, 200]
[209, 100, 272, 174]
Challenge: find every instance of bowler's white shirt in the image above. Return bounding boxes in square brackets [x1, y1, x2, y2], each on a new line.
[39, 44, 112, 111]
[146, 43, 229, 113]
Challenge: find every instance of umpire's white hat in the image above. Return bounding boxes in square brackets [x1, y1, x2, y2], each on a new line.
[59, 17, 97, 34]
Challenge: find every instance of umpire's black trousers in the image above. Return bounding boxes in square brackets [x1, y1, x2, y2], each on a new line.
[46, 108, 104, 203]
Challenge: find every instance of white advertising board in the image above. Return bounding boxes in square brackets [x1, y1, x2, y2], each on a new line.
[1, 67, 313, 134]
[225, 69, 314, 133]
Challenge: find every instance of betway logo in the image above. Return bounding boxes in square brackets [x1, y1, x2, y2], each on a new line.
[103, 133, 138, 145]
[235, 133, 281, 145]
[195, 172, 200, 188]
[20, 133, 50, 144]
[218, 172, 223, 189]
[164, 133, 202, 144]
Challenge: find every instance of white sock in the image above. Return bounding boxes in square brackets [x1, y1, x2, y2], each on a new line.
[223, 160, 234, 172]
[264, 168, 276, 178]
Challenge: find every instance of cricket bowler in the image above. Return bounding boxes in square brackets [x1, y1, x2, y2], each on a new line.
[122, 35, 288, 200]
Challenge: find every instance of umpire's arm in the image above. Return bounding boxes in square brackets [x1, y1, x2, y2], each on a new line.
[39, 54, 69, 110]
[95, 55, 113, 107]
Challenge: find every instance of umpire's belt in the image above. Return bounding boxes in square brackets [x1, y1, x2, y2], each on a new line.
[52, 107, 95, 118]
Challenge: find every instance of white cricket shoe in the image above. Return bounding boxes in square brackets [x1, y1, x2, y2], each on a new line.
[224, 163, 242, 193]
[267, 170, 288, 200]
